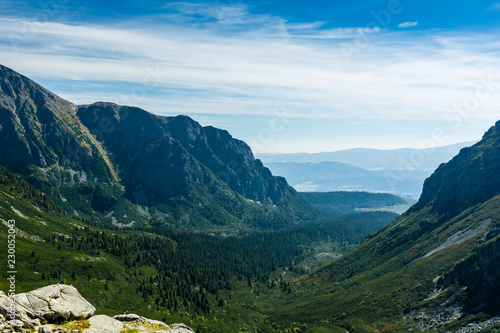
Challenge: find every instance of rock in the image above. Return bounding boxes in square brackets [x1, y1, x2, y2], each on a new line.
[145, 318, 168, 327]
[113, 313, 142, 322]
[83, 315, 124, 333]
[7, 319, 23, 329]
[15, 284, 95, 323]
[54, 328, 67, 332]
[170, 323, 195, 333]
[38, 327, 52, 333]
[0, 291, 33, 325]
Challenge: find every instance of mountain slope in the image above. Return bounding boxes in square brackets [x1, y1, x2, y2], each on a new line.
[415, 121, 500, 218]
[0, 65, 311, 230]
[269, 121, 500, 332]
[0, 165, 398, 332]
[76, 103, 294, 206]
[0, 65, 119, 210]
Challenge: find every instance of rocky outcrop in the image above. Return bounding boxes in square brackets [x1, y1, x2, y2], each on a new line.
[414, 120, 500, 218]
[0, 284, 195, 332]
[113, 314, 194, 332]
[0, 284, 95, 327]
[83, 315, 124, 333]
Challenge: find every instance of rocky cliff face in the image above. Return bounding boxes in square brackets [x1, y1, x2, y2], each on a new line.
[415, 121, 500, 218]
[0, 65, 119, 208]
[76, 103, 292, 206]
[0, 65, 307, 229]
[441, 235, 500, 313]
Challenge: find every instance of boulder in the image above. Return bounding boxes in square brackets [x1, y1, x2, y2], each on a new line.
[16, 284, 95, 322]
[7, 319, 23, 329]
[113, 313, 142, 322]
[0, 284, 95, 326]
[83, 315, 124, 333]
[170, 323, 195, 333]
[145, 318, 168, 327]
[0, 291, 33, 324]
[38, 327, 52, 333]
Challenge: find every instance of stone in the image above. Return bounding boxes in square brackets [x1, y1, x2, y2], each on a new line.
[38, 327, 52, 333]
[83, 315, 124, 333]
[7, 319, 23, 329]
[144, 318, 168, 327]
[113, 313, 142, 322]
[0, 285, 95, 326]
[14, 284, 94, 323]
[170, 323, 195, 333]
[0, 292, 33, 325]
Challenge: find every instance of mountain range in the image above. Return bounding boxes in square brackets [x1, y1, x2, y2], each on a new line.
[258, 142, 475, 198]
[2, 64, 500, 332]
[0, 64, 311, 231]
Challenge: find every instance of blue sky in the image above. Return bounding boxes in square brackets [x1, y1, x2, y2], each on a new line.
[1, 0, 500, 153]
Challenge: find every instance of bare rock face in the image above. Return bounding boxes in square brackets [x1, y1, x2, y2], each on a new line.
[0, 284, 95, 325]
[414, 120, 500, 218]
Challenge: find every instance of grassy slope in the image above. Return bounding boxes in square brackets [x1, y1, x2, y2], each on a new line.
[0, 169, 400, 332]
[269, 196, 500, 332]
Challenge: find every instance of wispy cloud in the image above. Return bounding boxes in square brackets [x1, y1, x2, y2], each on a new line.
[0, 2, 499, 152]
[398, 22, 419, 28]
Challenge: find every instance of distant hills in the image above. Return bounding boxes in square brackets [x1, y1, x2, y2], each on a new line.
[0, 64, 312, 231]
[258, 142, 475, 198]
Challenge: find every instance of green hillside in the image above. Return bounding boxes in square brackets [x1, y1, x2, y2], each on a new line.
[0, 165, 398, 332]
[263, 122, 500, 332]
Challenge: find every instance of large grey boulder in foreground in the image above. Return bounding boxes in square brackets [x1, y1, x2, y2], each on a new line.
[0, 284, 95, 325]
[0, 284, 194, 332]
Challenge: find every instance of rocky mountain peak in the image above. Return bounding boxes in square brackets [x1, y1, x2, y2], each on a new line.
[414, 121, 500, 218]
[1, 65, 308, 228]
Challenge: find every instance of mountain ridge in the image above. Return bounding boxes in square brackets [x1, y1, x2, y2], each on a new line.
[0, 64, 312, 230]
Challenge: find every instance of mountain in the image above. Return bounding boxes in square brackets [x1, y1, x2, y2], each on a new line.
[268, 121, 500, 332]
[0, 65, 311, 230]
[257, 142, 476, 171]
[259, 143, 475, 199]
[0, 164, 398, 332]
[0, 65, 119, 207]
[265, 161, 427, 198]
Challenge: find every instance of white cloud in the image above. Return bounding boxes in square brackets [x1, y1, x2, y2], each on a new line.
[0, 11, 499, 152]
[398, 22, 419, 28]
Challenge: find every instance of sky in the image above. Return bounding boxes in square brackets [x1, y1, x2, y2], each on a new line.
[1, 0, 500, 153]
